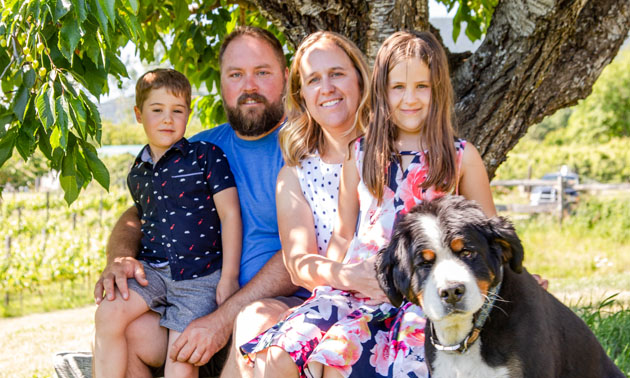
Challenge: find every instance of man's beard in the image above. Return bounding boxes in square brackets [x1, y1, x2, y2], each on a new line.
[224, 93, 285, 137]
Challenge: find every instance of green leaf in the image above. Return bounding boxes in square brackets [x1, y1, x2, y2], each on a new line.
[97, 0, 116, 28]
[83, 143, 109, 189]
[37, 127, 53, 159]
[56, 96, 69, 137]
[91, 0, 109, 36]
[72, 0, 88, 21]
[23, 68, 36, 89]
[82, 33, 102, 66]
[35, 84, 55, 130]
[106, 52, 128, 77]
[0, 128, 16, 167]
[54, 0, 73, 22]
[58, 14, 81, 62]
[16, 125, 36, 160]
[12, 85, 30, 123]
[175, 1, 189, 27]
[68, 95, 87, 138]
[465, 20, 482, 42]
[0, 111, 14, 139]
[75, 145, 91, 182]
[59, 148, 80, 204]
[125, 0, 138, 13]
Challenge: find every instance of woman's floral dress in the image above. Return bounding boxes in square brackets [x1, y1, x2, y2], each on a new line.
[241, 138, 466, 377]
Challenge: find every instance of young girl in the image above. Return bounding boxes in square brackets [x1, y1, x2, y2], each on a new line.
[242, 30, 496, 378]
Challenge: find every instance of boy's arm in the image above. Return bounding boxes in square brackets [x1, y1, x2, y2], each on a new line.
[94, 206, 147, 304]
[213, 187, 242, 305]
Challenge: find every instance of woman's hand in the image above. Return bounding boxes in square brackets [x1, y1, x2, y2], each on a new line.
[344, 255, 389, 304]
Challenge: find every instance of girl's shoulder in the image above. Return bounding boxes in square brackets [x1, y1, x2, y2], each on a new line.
[454, 137, 467, 152]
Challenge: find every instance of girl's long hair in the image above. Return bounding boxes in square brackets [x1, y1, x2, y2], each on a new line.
[364, 30, 457, 203]
[280, 31, 371, 166]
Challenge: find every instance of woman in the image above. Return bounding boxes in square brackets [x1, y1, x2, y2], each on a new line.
[241, 31, 423, 378]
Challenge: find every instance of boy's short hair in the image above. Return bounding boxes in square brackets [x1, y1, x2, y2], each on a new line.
[219, 26, 286, 70]
[135, 68, 192, 110]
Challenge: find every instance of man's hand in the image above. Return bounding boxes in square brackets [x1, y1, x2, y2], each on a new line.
[94, 257, 148, 304]
[169, 310, 232, 366]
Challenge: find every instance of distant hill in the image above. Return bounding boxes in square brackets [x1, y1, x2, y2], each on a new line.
[98, 95, 136, 125]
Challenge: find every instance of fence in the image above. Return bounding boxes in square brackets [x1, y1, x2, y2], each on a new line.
[491, 177, 630, 222]
[0, 188, 130, 316]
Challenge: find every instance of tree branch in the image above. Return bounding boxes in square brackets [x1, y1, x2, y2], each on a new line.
[452, 0, 630, 177]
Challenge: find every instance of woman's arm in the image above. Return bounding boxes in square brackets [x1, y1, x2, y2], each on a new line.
[214, 187, 242, 305]
[278, 162, 359, 292]
[458, 143, 497, 217]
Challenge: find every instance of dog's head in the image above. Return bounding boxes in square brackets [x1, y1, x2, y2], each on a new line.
[376, 196, 523, 322]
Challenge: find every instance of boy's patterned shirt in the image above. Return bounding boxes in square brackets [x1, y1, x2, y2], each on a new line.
[127, 138, 236, 281]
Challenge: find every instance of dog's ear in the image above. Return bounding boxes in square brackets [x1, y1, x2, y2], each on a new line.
[376, 232, 412, 307]
[488, 216, 524, 273]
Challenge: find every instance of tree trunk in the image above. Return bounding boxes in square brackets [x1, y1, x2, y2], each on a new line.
[252, 0, 630, 178]
[452, 0, 630, 177]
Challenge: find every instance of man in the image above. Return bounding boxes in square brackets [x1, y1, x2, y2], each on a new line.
[93, 26, 304, 377]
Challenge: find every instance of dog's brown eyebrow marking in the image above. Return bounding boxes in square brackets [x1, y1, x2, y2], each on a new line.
[422, 249, 436, 261]
[451, 238, 464, 252]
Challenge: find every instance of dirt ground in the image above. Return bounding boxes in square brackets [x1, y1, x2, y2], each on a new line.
[0, 305, 96, 378]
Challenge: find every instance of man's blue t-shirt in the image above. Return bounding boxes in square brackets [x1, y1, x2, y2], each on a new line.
[190, 124, 283, 287]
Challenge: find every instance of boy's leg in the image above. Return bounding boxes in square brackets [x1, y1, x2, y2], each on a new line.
[94, 288, 150, 378]
[165, 330, 199, 378]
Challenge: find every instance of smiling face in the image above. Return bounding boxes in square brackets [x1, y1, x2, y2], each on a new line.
[298, 40, 361, 135]
[220, 35, 287, 137]
[386, 57, 432, 137]
[135, 87, 189, 161]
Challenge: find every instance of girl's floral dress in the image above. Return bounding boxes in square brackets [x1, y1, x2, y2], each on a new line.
[241, 138, 466, 377]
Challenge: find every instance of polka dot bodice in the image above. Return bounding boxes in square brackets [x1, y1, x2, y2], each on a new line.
[296, 155, 342, 255]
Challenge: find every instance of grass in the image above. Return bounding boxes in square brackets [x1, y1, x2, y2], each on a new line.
[493, 188, 630, 375]
[574, 294, 630, 375]
[1, 187, 628, 376]
[0, 280, 95, 318]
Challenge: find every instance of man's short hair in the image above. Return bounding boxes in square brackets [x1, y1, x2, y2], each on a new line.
[219, 26, 286, 70]
[135, 68, 192, 110]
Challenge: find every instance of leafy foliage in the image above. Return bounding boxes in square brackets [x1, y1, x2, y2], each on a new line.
[435, 0, 497, 42]
[0, 0, 508, 204]
[496, 49, 630, 183]
[559, 49, 630, 143]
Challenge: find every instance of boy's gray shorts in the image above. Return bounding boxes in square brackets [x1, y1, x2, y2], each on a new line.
[127, 261, 221, 333]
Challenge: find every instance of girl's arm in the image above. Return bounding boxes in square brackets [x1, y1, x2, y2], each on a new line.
[325, 149, 360, 262]
[458, 143, 497, 217]
[214, 187, 242, 305]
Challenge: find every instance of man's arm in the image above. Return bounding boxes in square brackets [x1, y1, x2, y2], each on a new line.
[169, 250, 297, 366]
[94, 206, 147, 304]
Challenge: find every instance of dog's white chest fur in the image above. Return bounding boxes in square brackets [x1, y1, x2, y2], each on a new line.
[432, 342, 514, 378]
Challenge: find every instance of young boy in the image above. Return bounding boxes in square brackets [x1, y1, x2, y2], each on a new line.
[94, 68, 241, 378]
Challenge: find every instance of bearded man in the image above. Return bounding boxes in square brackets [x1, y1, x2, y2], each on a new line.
[92, 26, 304, 378]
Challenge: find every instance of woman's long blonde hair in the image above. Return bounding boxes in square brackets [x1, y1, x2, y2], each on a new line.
[363, 31, 457, 203]
[280, 31, 371, 166]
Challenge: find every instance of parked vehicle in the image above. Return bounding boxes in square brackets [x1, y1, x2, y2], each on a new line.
[530, 167, 580, 205]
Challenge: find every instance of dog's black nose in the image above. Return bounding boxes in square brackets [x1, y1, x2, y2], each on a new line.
[439, 284, 466, 304]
